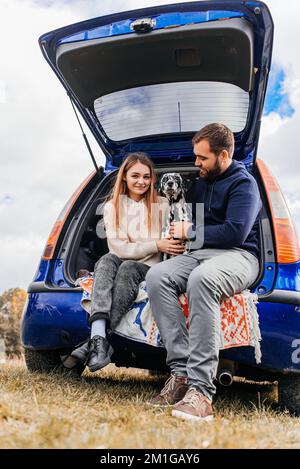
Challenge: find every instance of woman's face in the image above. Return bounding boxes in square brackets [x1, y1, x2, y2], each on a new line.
[124, 162, 152, 201]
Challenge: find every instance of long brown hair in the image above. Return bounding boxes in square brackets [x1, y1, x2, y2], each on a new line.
[109, 152, 159, 231]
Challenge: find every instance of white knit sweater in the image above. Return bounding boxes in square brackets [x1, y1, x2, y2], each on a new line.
[103, 195, 169, 266]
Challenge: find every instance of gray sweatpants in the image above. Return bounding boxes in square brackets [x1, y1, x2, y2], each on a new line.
[146, 248, 259, 399]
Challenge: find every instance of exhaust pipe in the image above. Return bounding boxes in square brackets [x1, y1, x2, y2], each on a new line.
[216, 359, 236, 386]
[218, 369, 233, 386]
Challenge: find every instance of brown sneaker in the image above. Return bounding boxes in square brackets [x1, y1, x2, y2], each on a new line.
[172, 387, 214, 422]
[147, 374, 188, 407]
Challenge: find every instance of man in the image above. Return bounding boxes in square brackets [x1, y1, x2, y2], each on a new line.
[146, 123, 261, 422]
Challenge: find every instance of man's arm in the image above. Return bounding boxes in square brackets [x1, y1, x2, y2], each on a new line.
[187, 177, 261, 249]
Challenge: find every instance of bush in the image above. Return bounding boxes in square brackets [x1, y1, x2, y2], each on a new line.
[0, 288, 27, 358]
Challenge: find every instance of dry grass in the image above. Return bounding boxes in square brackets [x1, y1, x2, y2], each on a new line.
[0, 359, 300, 449]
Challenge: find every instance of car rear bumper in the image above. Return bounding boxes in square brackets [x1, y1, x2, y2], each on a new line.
[21, 290, 300, 374]
[21, 291, 89, 350]
[28, 281, 300, 305]
[223, 300, 300, 373]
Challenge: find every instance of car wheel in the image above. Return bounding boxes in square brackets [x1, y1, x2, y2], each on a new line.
[24, 348, 85, 377]
[148, 369, 169, 377]
[278, 374, 300, 415]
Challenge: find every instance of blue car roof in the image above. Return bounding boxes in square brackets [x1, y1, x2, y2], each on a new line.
[39, 1, 273, 169]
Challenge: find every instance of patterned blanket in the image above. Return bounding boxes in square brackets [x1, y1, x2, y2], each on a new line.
[77, 275, 262, 364]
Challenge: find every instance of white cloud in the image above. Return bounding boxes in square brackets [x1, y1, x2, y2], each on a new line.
[0, 234, 45, 292]
[261, 112, 291, 138]
[0, 80, 7, 104]
[0, 0, 299, 293]
[255, 0, 300, 237]
[0, 0, 104, 291]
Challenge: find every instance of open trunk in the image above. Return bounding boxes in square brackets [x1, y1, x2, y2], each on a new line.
[36, 1, 274, 287]
[60, 164, 273, 290]
[62, 166, 200, 283]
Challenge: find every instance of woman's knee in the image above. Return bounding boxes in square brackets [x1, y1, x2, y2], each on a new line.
[117, 260, 145, 277]
[118, 259, 138, 270]
[94, 252, 121, 271]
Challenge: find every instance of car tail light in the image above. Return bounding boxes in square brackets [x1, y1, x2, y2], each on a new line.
[42, 171, 95, 260]
[257, 159, 300, 263]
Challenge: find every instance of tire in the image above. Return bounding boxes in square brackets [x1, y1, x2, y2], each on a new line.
[24, 348, 85, 377]
[148, 370, 169, 377]
[278, 374, 300, 415]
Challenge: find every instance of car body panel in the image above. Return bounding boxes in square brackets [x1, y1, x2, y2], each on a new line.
[275, 262, 300, 291]
[57, 10, 244, 45]
[21, 292, 89, 350]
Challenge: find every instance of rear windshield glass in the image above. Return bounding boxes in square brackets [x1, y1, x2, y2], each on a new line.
[94, 81, 249, 141]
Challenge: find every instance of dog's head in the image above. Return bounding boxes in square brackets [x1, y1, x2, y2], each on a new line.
[159, 173, 185, 202]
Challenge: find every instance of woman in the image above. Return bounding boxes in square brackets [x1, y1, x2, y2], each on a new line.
[66, 153, 185, 372]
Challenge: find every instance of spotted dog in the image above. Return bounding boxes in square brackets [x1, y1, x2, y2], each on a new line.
[159, 172, 192, 259]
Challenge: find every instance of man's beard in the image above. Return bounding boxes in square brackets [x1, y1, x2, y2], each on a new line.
[199, 159, 222, 181]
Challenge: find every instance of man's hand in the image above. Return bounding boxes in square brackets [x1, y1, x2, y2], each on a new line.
[169, 221, 193, 240]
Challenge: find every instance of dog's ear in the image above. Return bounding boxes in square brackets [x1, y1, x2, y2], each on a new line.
[156, 176, 163, 194]
[158, 173, 170, 189]
[179, 176, 187, 194]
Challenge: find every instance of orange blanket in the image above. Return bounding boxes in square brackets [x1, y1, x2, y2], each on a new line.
[77, 276, 261, 363]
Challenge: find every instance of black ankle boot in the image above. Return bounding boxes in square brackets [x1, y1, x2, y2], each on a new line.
[70, 340, 90, 364]
[87, 335, 114, 372]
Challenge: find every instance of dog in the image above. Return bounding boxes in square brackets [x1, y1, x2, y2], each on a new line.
[159, 172, 192, 259]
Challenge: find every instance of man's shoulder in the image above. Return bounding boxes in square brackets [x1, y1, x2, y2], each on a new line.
[229, 162, 258, 188]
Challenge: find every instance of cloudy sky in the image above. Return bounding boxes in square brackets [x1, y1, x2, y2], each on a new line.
[0, 0, 299, 293]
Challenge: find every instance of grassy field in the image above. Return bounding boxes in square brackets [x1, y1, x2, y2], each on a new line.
[0, 359, 300, 449]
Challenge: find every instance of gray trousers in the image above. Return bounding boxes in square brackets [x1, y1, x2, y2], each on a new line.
[146, 248, 259, 399]
[90, 253, 150, 332]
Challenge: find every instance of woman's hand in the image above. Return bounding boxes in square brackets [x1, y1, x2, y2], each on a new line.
[156, 237, 186, 256]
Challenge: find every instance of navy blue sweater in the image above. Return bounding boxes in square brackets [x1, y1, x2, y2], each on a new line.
[188, 160, 262, 259]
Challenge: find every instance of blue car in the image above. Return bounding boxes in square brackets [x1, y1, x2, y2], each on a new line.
[21, 1, 300, 414]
